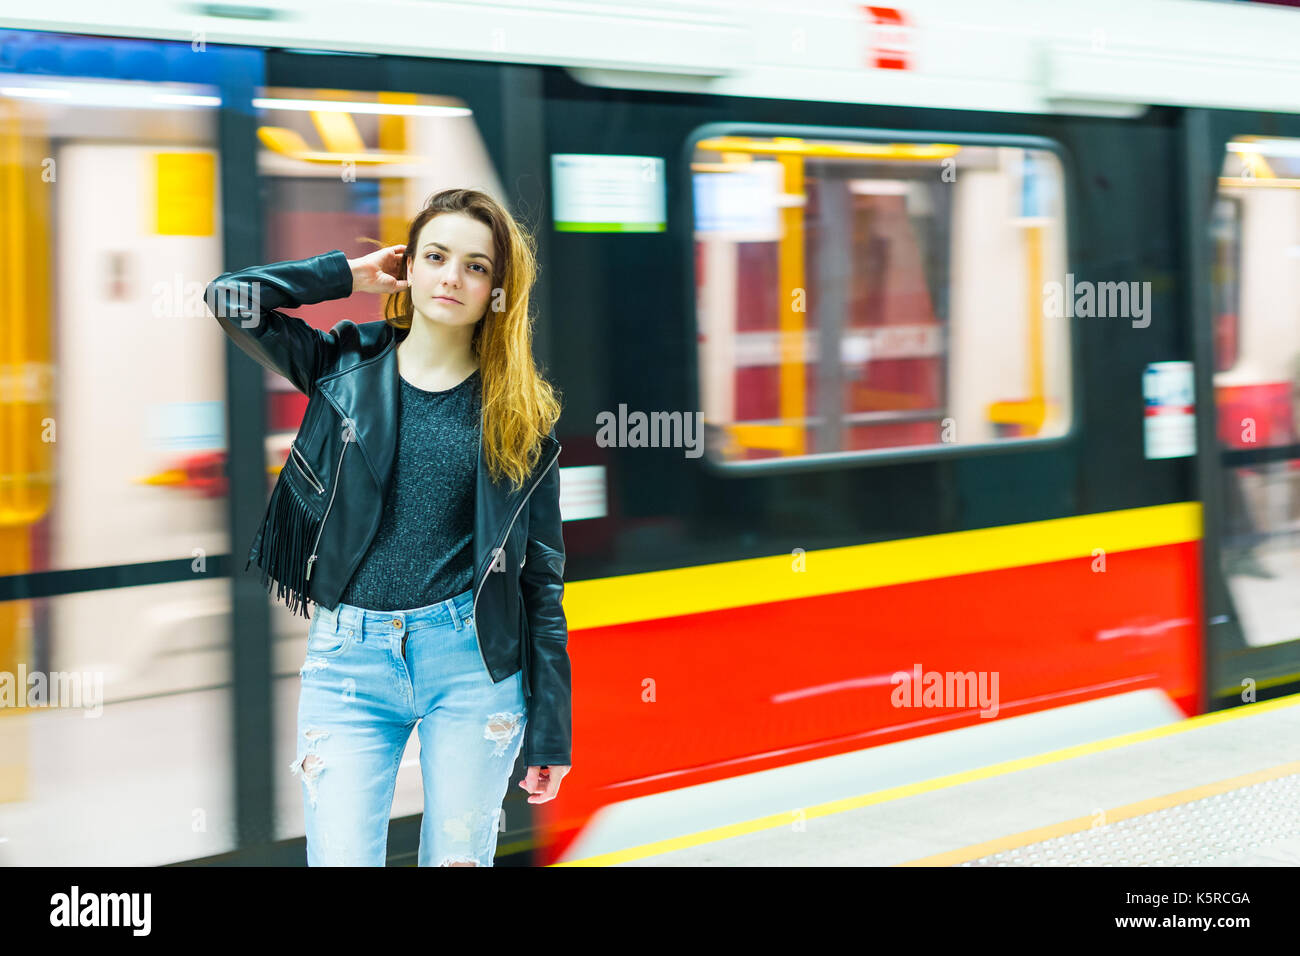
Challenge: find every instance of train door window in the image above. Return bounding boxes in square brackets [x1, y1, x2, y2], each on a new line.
[690, 131, 1071, 466]
[253, 86, 507, 837]
[254, 85, 501, 484]
[1213, 136, 1300, 647]
[0, 70, 224, 573]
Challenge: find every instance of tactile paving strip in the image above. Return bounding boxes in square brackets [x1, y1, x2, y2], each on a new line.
[958, 773, 1300, 866]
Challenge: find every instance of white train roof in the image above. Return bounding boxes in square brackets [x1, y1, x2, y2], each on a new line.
[3, 0, 1298, 116]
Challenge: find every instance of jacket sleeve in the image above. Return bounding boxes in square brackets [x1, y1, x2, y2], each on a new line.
[520, 435, 572, 768]
[204, 249, 354, 396]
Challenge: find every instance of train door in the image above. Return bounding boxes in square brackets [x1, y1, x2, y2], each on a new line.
[0, 29, 248, 865]
[1197, 113, 1300, 707]
[256, 51, 543, 859]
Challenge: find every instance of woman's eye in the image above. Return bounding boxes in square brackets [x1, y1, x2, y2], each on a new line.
[427, 253, 487, 276]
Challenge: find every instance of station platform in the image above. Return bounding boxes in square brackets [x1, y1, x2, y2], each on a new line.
[555, 689, 1300, 866]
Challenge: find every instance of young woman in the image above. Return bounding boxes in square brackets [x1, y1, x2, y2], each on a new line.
[206, 188, 572, 866]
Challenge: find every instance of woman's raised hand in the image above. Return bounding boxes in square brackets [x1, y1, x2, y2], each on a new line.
[347, 245, 411, 295]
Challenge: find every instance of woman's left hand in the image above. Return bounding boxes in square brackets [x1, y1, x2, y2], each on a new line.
[519, 765, 569, 804]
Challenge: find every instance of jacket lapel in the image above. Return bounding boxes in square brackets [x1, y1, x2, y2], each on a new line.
[316, 329, 399, 496]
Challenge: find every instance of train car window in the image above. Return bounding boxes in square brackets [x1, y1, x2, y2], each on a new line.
[691, 132, 1070, 466]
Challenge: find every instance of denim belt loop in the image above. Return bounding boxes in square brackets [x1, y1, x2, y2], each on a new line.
[448, 596, 464, 631]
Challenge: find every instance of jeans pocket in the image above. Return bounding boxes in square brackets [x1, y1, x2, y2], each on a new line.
[306, 620, 353, 657]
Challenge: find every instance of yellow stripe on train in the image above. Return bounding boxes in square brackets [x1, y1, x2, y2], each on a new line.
[562, 501, 1202, 630]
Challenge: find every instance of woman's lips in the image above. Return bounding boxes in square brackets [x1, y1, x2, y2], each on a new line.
[434, 296, 460, 303]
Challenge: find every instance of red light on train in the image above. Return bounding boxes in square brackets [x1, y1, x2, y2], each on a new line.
[863, 6, 912, 71]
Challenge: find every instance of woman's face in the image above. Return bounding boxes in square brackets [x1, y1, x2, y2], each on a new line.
[406, 212, 498, 327]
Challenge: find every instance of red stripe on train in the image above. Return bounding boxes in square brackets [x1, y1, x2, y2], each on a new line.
[535, 540, 1202, 864]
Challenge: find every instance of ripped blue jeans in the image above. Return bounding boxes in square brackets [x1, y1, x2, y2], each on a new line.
[291, 586, 527, 866]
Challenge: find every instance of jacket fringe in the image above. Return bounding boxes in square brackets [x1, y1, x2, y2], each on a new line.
[245, 472, 322, 619]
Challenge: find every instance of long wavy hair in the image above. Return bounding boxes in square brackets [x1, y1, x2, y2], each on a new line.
[369, 189, 561, 494]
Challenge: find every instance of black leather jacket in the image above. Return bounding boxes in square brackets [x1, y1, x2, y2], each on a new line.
[205, 250, 572, 768]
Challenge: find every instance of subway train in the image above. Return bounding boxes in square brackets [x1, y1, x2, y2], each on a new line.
[0, 0, 1298, 866]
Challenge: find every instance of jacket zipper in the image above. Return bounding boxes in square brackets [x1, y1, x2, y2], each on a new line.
[289, 443, 325, 495]
[471, 444, 561, 677]
[305, 418, 354, 582]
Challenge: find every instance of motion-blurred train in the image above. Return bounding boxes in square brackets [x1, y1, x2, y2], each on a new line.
[1, 0, 1299, 866]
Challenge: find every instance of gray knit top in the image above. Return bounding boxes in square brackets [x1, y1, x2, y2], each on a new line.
[339, 367, 481, 611]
